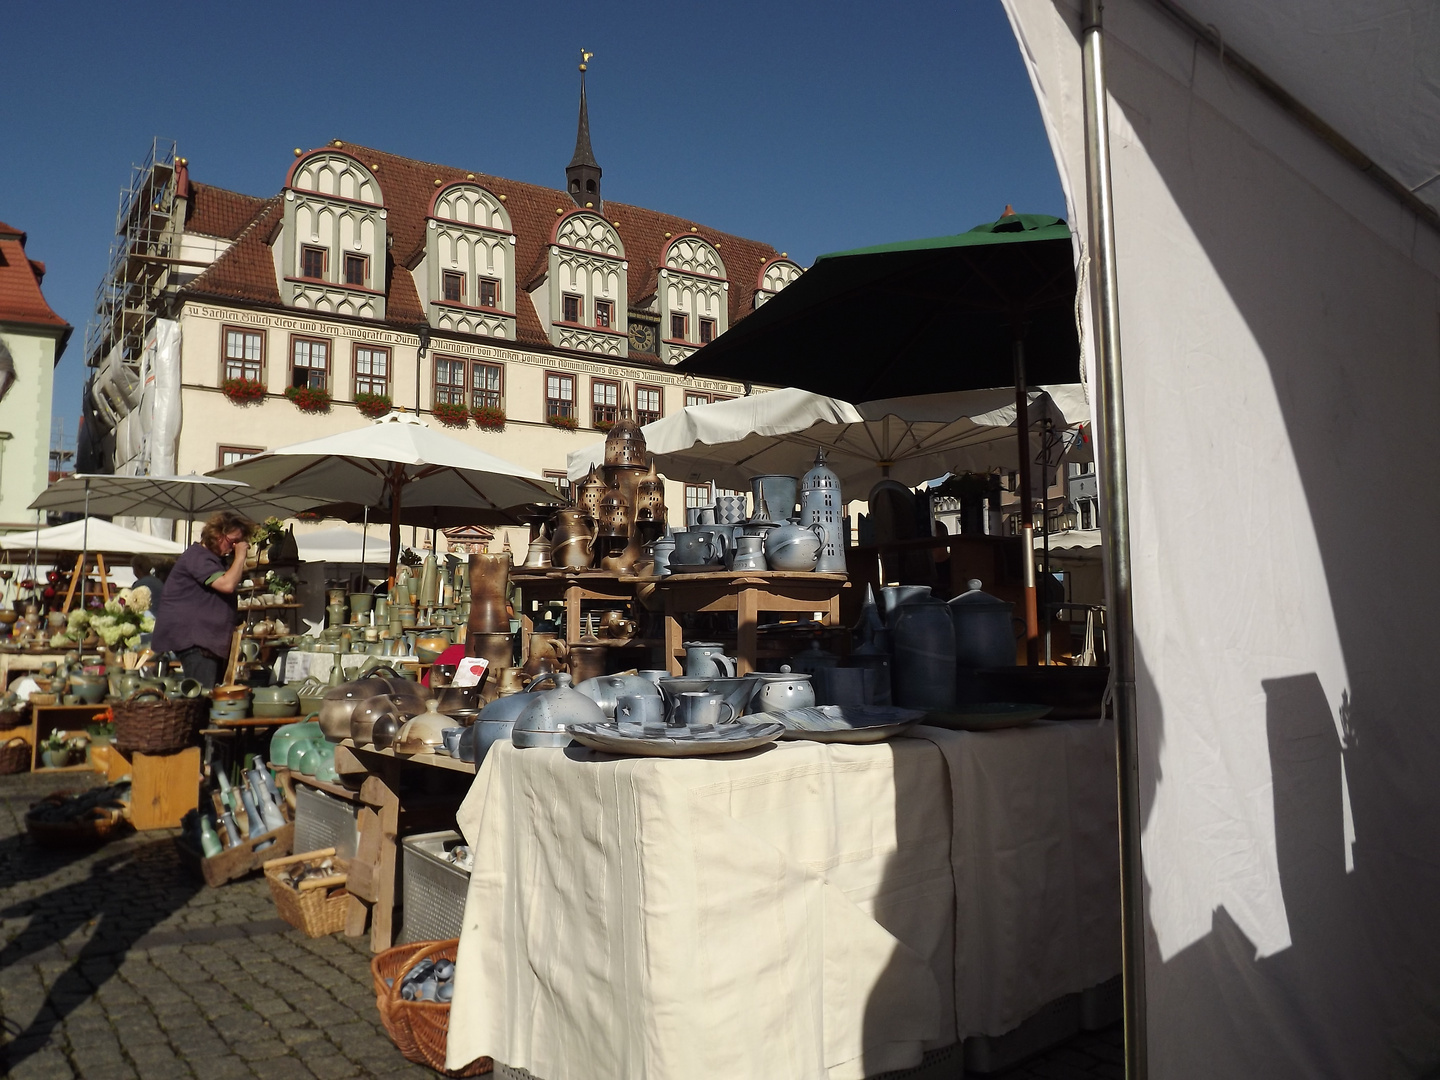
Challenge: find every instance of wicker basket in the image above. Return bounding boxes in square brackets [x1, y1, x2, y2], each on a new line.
[0, 737, 30, 775]
[112, 691, 201, 756]
[263, 848, 349, 937]
[25, 794, 129, 846]
[371, 939, 491, 1077]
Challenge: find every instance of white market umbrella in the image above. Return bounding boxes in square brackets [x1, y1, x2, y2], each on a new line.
[293, 527, 384, 564]
[0, 518, 184, 556]
[211, 412, 555, 577]
[567, 384, 1087, 492]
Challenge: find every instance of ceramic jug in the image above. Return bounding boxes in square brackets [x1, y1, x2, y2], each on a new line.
[891, 595, 956, 711]
[550, 510, 596, 570]
[729, 534, 767, 572]
[648, 534, 677, 577]
[947, 579, 1018, 668]
[522, 632, 568, 678]
[467, 551, 511, 635]
[673, 527, 727, 567]
[684, 642, 738, 678]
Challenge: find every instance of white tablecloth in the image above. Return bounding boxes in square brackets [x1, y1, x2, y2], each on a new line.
[447, 721, 1119, 1080]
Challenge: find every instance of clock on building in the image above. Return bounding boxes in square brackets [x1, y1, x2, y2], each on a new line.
[628, 320, 659, 355]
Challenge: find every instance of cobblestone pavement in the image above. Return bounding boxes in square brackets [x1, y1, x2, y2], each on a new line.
[1, 770, 1122, 1080]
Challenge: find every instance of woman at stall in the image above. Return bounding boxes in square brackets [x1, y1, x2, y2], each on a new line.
[150, 511, 253, 687]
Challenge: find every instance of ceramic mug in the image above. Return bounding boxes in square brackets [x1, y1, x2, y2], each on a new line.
[676, 691, 738, 735]
[616, 694, 667, 736]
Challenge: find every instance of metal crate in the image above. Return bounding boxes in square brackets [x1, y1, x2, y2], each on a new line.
[293, 784, 360, 860]
[398, 829, 470, 945]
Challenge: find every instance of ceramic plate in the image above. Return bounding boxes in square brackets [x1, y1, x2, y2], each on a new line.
[925, 702, 1053, 731]
[773, 705, 926, 743]
[567, 719, 784, 757]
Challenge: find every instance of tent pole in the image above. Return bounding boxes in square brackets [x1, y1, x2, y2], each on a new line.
[1081, 1, 1146, 1077]
[1014, 338, 1039, 665]
[360, 505, 369, 584]
[81, 480, 91, 612]
[388, 465, 403, 584]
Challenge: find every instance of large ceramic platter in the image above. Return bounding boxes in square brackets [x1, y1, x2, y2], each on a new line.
[567, 719, 785, 757]
[774, 705, 926, 743]
[925, 702, 1053, 731]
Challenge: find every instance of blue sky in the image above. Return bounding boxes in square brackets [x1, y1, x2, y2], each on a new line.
[1, 1, 1063, 454]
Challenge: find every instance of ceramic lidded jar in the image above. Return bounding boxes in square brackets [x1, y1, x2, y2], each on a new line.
[512, 673, 602, 748]
[947, 579, 1018, 669]
[892, 595, 956, 711]
[800, 449, 846, 573]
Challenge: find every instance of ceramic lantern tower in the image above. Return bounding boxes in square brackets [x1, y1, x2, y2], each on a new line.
[800, 448, 846, 573]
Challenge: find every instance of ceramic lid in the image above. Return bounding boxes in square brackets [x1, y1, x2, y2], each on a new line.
[948, 579, 1013, 610]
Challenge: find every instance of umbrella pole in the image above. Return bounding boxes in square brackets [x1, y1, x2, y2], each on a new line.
[360, 505, 369, 584]
[1014, 338, 1039, 666]
[388, 465, 403, 584]
[1083, 0, 1146, 1075]
[80, 480, 91, 613]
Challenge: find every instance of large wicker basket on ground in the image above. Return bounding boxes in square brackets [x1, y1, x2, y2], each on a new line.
[263, 848, 349, 937]
[371, 939, 491, 1077]
[111, 692, 202, 756]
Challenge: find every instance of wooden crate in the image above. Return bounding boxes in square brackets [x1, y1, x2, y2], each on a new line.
[118, 745, 201, 830]
[178, 821, 296, 888]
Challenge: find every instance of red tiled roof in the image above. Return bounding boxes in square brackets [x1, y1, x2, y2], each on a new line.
[178, 142, 784, 358]
[0, 221, 72, 352]
[185, 183, 269, 240]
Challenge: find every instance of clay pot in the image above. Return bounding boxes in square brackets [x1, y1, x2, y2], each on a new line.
[466, 551, 512, 635]
[414, 633, 451, 665]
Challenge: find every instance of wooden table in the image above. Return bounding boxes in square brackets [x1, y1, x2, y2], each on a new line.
[331, 739, 475, 952]
[644, 571, 849, 675]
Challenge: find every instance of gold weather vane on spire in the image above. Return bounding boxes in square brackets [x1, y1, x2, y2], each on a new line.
[579, 50, 593, 72]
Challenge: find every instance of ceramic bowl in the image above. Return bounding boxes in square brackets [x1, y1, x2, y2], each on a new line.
[657, 677, 754, 718]
[252, 701, 300, 719]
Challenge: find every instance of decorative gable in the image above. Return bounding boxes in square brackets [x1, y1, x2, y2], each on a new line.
[424, 182, 517, 340]
[659, 235, 728, 364]
[755, 257, 802, 309]
[279, 151, 387, 320]
[546, 211, 627, 357]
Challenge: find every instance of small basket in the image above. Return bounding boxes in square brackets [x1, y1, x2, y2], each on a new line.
[112, 691, 201, 756]
[371, 939, 491, 1077]
[0, 737, 30, 775]
[263, 847, 349, 937]
[25, 793, 129, 846]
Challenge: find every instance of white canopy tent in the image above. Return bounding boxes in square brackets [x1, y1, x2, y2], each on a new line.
[1002, 0, 1440, 1074]
[0, 518, 184, 556]
[292, 527, 383, 565]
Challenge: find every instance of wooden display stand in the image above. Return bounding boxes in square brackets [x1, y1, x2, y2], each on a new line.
[511, 569, 639, 645]
[108, 745, 201, 830]
[28, 704, 112, 773]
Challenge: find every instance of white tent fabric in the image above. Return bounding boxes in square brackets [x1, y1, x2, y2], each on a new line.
[1003, 1, 1440, 1074]
[0, 518, 184, 555]
[293, 527, 382, 564]
[566, 385, 1086, 489]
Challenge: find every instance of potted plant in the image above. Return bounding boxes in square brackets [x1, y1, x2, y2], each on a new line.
[546, 414, 579, 432]
[222, 377, 268, 405]
[471, 404, 506, 431]
[285, 386, 332, 413]
[594, 419, 615, 433]
[40, 730, 72, 769]
[432, 401, 470, 427]
[355, 391, 393, 419]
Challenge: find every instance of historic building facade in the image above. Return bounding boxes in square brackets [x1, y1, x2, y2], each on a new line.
[82, 78, 801, 527]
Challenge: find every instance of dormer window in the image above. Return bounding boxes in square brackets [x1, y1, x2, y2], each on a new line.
[344, 254, 368, 288]
[478, 278, 499, 309]
[563, 294, 583, 323]
[301, 246, 327, 280]
[442, 271, 464, 304]
[595, 299, 613, 328]
[699, 317, 716, 344]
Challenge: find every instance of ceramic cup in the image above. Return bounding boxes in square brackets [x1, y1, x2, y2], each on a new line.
[616, 694, 667, 736]
[676, 691, 738, 736]
[440, 727, 465, 757]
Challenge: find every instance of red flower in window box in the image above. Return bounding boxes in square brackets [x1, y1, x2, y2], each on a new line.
[284, 386, 332, 413]
[546, 414, 579, 432]
[471, 405, 506, 431]
[221, 377, 267, 405]
[594, 419, 615, 433]
[354, 392, 392, 419]
[432, 401, 471, 427]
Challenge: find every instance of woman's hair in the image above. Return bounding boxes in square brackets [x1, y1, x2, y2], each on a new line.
[131, 554, 153, 577]
[200, 511, 255, 556]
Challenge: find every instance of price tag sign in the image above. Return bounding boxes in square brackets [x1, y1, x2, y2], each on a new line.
[452, 657, 489, 687]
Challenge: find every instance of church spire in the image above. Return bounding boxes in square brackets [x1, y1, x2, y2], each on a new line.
[566, 50, 602, 212]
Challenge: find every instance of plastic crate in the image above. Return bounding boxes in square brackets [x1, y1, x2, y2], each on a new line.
[293, 784, 360, 859]
[398, 830, 470, 945]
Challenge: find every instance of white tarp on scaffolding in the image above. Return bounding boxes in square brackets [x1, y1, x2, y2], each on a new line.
[1002, 0, 1440, 1075]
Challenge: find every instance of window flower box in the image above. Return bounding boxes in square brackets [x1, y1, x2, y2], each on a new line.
[594, 419, 615, 433]
[222, 377, 268, 405]
[432, 401, 471, 427]
[354, 392, 392, 419]
[471, 405, 506, 431]
[546, 414, 579, 432]
[284, 386, 332, 413]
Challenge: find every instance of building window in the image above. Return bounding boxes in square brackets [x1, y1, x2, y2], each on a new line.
[442, 271, 464, 304]
[670, 312, 688, 341]
[301, 245, 327, 280]
[543, 470, 571, 500]
[290, 336, 329, 389]
[592, 379, 619, 427]
[562, 294, 582, 323]
[218, 445, 264, 468]
[471, 361, 503, 410]
[684, 391, 711, 408]
[435, 356, 467, 406]
[594, 299, 614, 328]
[478, 278, 499, 309]
[1080, 499, 1094, 530]
[223, 328, 264, 381]
[344, 253, 368, 287]
[353, 345, 389, 396]
[636, 384, 662, 425]
[546, 372, 576, 420]
[684, 483, 712, 509]
[699, 317, 716, 344]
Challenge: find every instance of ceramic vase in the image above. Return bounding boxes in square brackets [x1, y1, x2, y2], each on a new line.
[466, 551, 511, 635]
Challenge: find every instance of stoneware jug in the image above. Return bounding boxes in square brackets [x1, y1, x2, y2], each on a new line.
[684, 642, 738, 678]
[550, 509, 597, 570]
[891, 596, 957, 711]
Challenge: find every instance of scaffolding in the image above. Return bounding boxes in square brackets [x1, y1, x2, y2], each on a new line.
[83, 137, 180, 373]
